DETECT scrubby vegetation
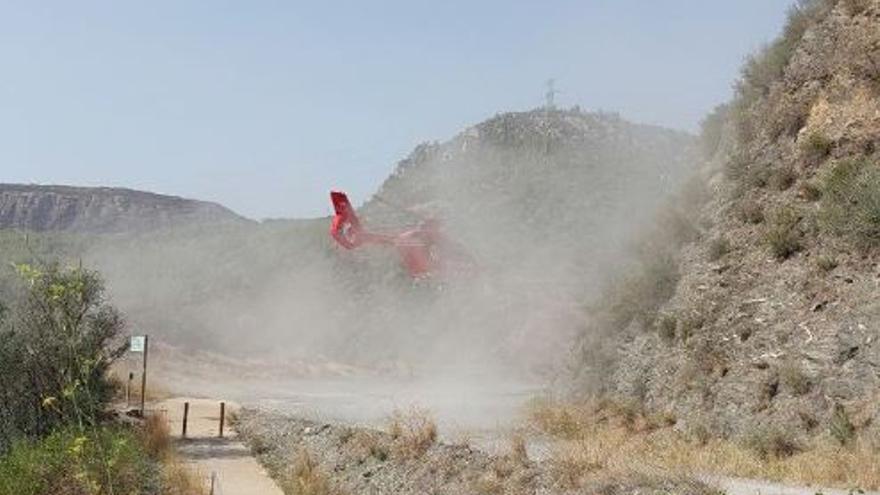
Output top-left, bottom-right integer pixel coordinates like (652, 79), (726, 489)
(569, 2), (880, 490)
(0, 263), (124, 448)
(0, 262), (203, 494)
(820, 158), (880, 247)
(387, 408), (438, 460)
(528, 399), (880, 489)
(283, 450), (343, 495)
(707, 236), (731, 261)
(801, 132), (834, 163)
(0, 411), (204, 495)
(586, 193), (703, 330)
(0, 426), (157, 495)
(738, 199), (765, 224)
(764, 206), (803, 259)
(732, 0), (836, 142)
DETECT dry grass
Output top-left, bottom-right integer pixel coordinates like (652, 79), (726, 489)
(387, 407), (438, 460)
(349, 429), (390, 462)
(143, 412), (173, 460)
(473, 472), (506, 495)
(161, 460), (207, 495)
(283, 450), (343, 495)
(743, 425), (803, 460)
(226, 408), (241, 427)
(142, 412), (208, 494)
(527, 399), (880, 490)
(816, 254), (839, 272)
(509, 433), (529, 466)
(586, 470), (723, 495)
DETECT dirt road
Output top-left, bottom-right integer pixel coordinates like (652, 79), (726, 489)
(713, 477), (876, 495)
(156, 398), (284, 495)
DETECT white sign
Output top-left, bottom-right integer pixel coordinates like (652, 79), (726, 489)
(130, 335), (146, 353)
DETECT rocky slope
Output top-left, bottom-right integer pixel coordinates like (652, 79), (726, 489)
(587, 0), (880, 444)
(363, 109), (695, 275)
(0, 184), (248, 233)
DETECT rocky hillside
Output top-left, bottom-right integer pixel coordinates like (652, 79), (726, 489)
(0, 184), (248, 233)
(584, 0), (880, 445)
(364, 109), (695, 270)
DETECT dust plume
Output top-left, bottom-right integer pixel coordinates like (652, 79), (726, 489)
(84, 109), (698, 389)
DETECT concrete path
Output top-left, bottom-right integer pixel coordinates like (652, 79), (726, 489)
(711, 476), (877, 495)
(156, 398), (284, 495)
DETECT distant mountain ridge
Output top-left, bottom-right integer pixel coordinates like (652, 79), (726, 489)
(0, 183), (249, 233)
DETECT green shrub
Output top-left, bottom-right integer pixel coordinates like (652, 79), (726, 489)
(724, 152), (751, 182)
(765, 207), (803, 260)
(606, 252), (680, 330)
(820, 158), (880, 248)
(679, 316), (704, 344)
(656, 314), (677, 343)
(689, 422), (712, 446)
(744, 425), (802, 460)
(842, 0), (872, 14)
(830, 404), (856, 446)
(0, 264), (125, 451)
(771, 165), (798, 191)
(739, 200), (765, 224)
(800, 181), (822, 201)
(707, 237), (731, 261)
(0, 426), (159, 495)
(801, 132), (834, 163)
(746, 166), (772, 189)
(816, 255), (839, 272)
(779, 360), (812, 396)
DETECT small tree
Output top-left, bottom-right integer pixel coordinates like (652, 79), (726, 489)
(0, 263), (125, 451)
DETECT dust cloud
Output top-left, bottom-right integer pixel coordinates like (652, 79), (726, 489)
(85, 109), (698, 422)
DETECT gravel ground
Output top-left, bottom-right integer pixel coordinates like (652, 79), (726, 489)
(235, 408), (720, 495)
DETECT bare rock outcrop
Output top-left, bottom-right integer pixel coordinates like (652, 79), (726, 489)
(0, 184), (249, 233)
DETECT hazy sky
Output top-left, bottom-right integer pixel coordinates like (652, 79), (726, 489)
(1, 1), (794, 219)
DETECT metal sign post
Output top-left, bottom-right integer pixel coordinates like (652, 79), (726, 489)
(126, 372), (134, 408)
(130, 335), (149, 416)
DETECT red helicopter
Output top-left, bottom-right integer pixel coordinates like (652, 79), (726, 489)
(329, 191), (470, 278)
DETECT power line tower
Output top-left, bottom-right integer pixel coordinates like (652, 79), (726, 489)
(544, 78), (558, 110)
